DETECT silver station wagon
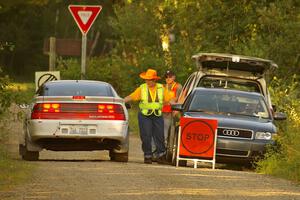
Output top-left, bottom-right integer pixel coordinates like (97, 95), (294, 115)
(19, 80), (129, 162)
(177, 53), (278, 111)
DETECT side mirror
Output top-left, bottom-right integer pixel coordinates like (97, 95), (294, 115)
(125, 103), (131, 109)
(171, 104), (183, 111)
(273, 112), (287, 120)
(19, 104), (29, 109)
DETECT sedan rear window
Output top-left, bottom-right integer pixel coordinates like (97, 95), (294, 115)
(37, 82), (113, 97)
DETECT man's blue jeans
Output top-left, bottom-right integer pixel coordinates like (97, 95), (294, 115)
(138, 112), (166, 158)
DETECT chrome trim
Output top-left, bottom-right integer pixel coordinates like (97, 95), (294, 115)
(217, 126), (254, 140)
(222, 129), (240, 136)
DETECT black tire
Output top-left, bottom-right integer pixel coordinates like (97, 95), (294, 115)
(170, 129), (187, 167)
(19, 144), (39, 161)
(166, 124), (176, 162)
(166, 128), (173, 162)
(171, 128), (179, 166)
(178, 160), (187, 167)
(109, 151), (128, 162)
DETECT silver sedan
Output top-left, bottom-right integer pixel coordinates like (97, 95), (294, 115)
(19, 80), (129, 162)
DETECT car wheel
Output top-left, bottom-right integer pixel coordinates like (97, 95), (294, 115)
(19, 144), (39, 161)
(109, 151), (128, 162)
(178, 160), (187, 167)
(166, 125), (175, 162)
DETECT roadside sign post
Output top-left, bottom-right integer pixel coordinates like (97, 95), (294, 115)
(81, 34), (87, 79)
(176, 117), (218, 169)
(68, 5), (102, 79)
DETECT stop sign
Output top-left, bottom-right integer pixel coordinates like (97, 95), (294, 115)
(179, 117), (218, 159)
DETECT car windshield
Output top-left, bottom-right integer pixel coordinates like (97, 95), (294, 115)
(198, 76), (261, 93)
(38, 82), (113, 97)
(188, 90), (270, 119)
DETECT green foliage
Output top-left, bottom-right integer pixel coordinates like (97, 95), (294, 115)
(0, 69), (13, 117)
(12, 83), (36, 105)
(128, 103), (139, 135)
(56, 58), (81, 80)
(0, 82), (36, 189)
(56, 56), (140, 97)
(256, 124), (300, 183)
(256, 76), (300, 183)
(0, 81), (35, 143)
(0, 78), (34, 189)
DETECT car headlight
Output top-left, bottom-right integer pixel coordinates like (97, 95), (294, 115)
(255, 132), (272, 140)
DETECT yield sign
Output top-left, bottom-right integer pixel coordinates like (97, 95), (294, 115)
(68, 5), (102, 35)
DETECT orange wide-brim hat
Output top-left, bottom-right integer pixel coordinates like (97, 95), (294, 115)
(139, 68), (161, 80)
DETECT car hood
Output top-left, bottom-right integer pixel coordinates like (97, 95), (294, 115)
(192, 53), (277, 75)
(184, 112), (276, 133)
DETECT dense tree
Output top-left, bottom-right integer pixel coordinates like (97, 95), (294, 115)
(109, 0), (299, 81)
(0, 0), (119, 80)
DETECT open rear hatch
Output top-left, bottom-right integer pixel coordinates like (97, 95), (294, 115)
(192, 53), (277, 75)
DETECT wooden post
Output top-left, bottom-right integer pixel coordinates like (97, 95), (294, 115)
(49, 37), (56, 71)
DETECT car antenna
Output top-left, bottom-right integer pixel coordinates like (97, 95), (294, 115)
(225, 60), (230, 89)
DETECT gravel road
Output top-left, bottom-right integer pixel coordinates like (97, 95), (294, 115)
(0, 112), (299, 200)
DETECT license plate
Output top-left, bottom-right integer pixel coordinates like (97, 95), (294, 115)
(69, 126), (88, 135)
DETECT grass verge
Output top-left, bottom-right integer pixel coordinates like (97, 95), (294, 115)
(0, 148), (34, 191)
(255, 122), (300, 184)
(0, 82), (35, 191)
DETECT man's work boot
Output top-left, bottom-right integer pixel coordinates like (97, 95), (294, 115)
(157, 155), (169, 165)
(144, 157), (152, 164)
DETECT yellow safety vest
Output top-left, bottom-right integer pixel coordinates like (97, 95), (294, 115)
(139, 83), (163, 116)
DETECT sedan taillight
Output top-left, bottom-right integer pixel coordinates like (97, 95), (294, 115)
(31, 103), (125, 120)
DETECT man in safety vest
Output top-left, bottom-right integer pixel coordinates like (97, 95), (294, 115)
(124, 69), (170, 164)
(162, 70), (182, 143)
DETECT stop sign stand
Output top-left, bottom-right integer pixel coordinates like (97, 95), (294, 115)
(176, 117), (218, 169)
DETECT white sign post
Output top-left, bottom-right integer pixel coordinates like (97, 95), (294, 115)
(68, 5), (102, 80)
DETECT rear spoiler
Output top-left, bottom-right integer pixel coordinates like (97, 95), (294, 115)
(192, 53), (278, 75)
(34, 96), (125, 104)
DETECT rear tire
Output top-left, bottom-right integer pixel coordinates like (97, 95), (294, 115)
(166, 125), (175, 162)
(19, 144), (39, 161)
(109, 151), (128, 162)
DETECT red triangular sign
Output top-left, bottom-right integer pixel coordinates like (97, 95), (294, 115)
(68, 5), (102, 35)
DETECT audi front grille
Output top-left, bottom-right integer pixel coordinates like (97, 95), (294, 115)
(217, 127), (253, 140)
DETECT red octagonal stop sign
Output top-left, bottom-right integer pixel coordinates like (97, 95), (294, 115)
(179, 117), (218, 159)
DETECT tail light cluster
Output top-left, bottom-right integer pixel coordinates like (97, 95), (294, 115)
(31, 103), (125, 120)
